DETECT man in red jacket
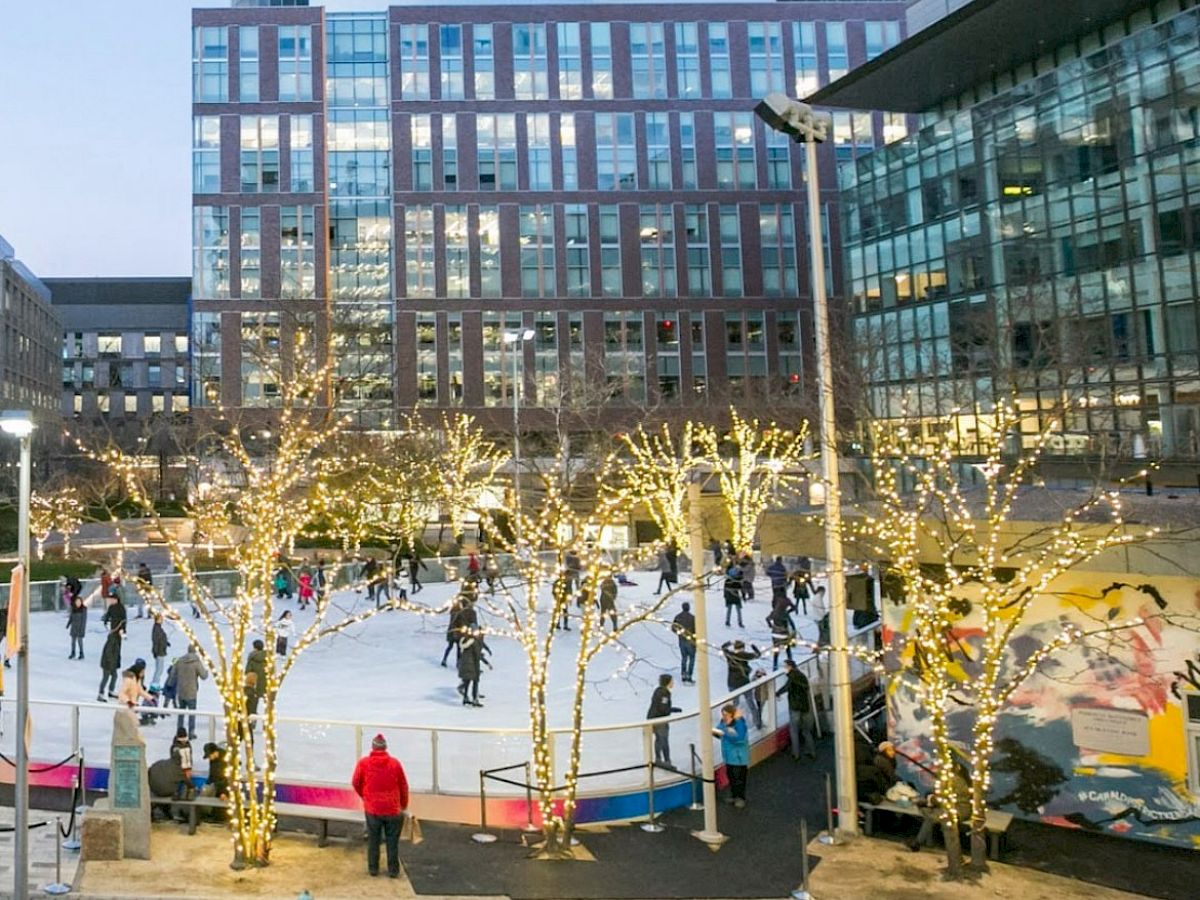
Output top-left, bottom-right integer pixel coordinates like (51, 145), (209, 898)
(351, 733), (410, 878)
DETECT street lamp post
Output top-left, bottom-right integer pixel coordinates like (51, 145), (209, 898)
(502, 329), (536, 532)
(2, 409), (35, 898)
(754, 94), (859, 836)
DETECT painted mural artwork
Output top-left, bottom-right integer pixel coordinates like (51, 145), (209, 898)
(883, 572), (1200, 850)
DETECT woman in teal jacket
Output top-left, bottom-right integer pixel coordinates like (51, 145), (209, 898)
(716, 703), (750, 807)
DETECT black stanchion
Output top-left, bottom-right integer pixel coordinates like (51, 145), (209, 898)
(818, 772), (838, 845)
(688, 744), (703, 811)
(790, 818), (814, 900)
(640, 763), (664, 834)
(522, 762), (539, 834)
(471, 770), (497, 844)
(43, 816), (70, 895)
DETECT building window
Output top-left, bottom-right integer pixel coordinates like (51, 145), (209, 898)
(478, 206), (501, 296)
(445, 205), (469, 298)
(513, 24), (549, 100)
(793, 22), (818, 97)
(645, 113), (672, 190)
(591, 23), (613, 99)
(707, 23), (731, 99)
(192, 26), (228, 103)
(411, 114), (433, 190)
(599, 205), (622, 297)
(175, 334), (188, 356)
(416, 314), (437, 403)
(193, 206), (230, 299)
(596, 112), (637, 190)
(675, 23), (701, 99)
(764, 122), (791, 189)
(482, 313), (524, 407)
(238, 26), (259, 102)
(564, 204), (590, 297)
(280, 205), (315, 298)
(865, 21), (901, 60)
(98, 333), (122, 358)
(715, 112), (756, 189)
(477, 113), (517, 190)
(778, 311), (803, 393)
(520, 205), (556, 297)
(290, 114), (314, 191)
(630, 23), (666, 100)
(720, 206), (742, 296)
(557, 23), (582, 100)
(604, 312), (645, 403)
(193, 116), (221, 193)
(240, 208), (262, 298)
(685, 205), (711, 296)
(826, 23), (848, 81)
(192, 312), (221, 406)
(473, 24), (494, 99)
(240, 115), (280, 192)
(680, 113), (697, 189)
(144, 334), (162, 357)
(691, 315), (707, 397)
(447, 313), (463, 403)
(330, 200), (391, 301)
(527, 113), (552, 190)
(640, 205), (677, 297)
(759, 204), (797, 296)
(327, 17), (387, 106)
(278, 25), (313, 102)
(147, 362), (162, 387)
(560, 114), (578, 190)
(442, 114), (458, 189)
(725, 311), (766, 396)
(440, 25), (464, 99)
(399, 24), (431, 99)
(883, 112), (908, 145)
(328, 110), (390, 196)
(533, 312), (559, 405)
(656, 312), (681, 400)
(748, 22), (785, 97)
(405, 205), (435, 297)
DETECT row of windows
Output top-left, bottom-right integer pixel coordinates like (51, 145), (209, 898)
(64, 361), (188, 390)
(63, 332), (188, 360)
(67, 392), (190, 417)
(194, 18), (903, 104)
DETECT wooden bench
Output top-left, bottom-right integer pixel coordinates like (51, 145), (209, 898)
(171, 796), (365, 847)
(861, 799), (1014, 860)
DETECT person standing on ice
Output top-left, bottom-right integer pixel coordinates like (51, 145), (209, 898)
(97, 623), (123, 701)
(276, 610), (294, 656)
(67, 594), (87, 660)
(671, 601), (696, 684)
(440, 595), (469, 667)
(297, 568), (314, 610)
(647, 674), (681, 768)
(598, 573), (619, 630)
(150, 612), (170, 687)
(723, 559), (745, 627)
(351, 733), (409, 879)
(407, 552), (427, 594)
(457, 628), (491, 707)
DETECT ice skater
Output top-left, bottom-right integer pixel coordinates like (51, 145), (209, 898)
(457, 628), (491, 707)
(598, 573), (618, 630)
(647, 674), (681, 768)
(150, 612), (170, 687)
(723, 559), (745, 627)
(66, 594), (87, 660)
(97, 623), (123, 701)
(276, 610), (294, 656)
(407, 553), (427, 594)
(671, 601), (696, 683)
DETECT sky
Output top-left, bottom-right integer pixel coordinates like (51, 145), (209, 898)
(0, 0), (381, 279)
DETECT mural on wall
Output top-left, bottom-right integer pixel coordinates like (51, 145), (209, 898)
(883, 572), (1200, 850)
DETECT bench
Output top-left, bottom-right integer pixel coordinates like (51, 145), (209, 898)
(861, 799), (1014, 860)
(171, 796), (365, 847)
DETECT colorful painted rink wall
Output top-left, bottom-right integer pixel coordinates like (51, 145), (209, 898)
(884, 572), (1200, 850)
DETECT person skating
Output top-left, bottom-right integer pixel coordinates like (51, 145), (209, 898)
(66, 594), (87, 660)
(440, 596), (473, 667)
(274, 566), (292, 600)
(97, 624), (123, 701)
(351, 733), (410, 879)
(653, 546), (674, 596)
(134, 562), (153, 619)
(790, 559), (813, 617)
(173, 643), (208, 739)
(101, 589), (127, 637)
(721, 639), (760, 716)
(646, 674), (681, 768)
(297, 568), (314, 610)
(466, 552), (480, 582)
(723, 560), (745, 627)
(709, 538), (723, 570)
(739, 554), (756, 602)
(766, 556), (788, 604)
(766, 601), (796, 669)
(715, 704), (749, 808)
(483, 552), (500, 594)
(456, 628), (491, 706)
(407, 553), (427, 594)
(671, 602), (696, 683)
(598, 573), (619, 630)
(117, 659), (154, 710)
(275, 610), (294, 655)
(150, 612), (170, 687)
(777, 660), (817, 760)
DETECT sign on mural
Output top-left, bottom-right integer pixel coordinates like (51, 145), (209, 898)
(1070, 707), (1150, 757)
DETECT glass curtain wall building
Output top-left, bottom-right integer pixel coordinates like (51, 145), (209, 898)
(824, 0), (1200, 458)
(192, 1), (907, 429)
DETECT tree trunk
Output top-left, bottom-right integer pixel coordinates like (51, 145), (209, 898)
(942, 822), (963, 879)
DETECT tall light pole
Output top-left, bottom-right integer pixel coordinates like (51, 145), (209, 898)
(754, 94), (858, 836)
(502, 329), (536, 532)
(2, 409), (35, 897)
(687, 478), (723, 844)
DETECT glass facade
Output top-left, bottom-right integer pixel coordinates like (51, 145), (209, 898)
(841, 3), (1200, 457)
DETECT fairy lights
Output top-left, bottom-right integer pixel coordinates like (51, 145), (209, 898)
(29, 485), (83, 559)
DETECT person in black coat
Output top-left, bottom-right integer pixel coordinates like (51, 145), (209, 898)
(66, 595), (87, 660)
(456, 629), (491, 706)
(598, 574), (618, 630)
(101, 593), (127, 636)
(721, 639), (760, 715)
(723, 562), (745, 627)
(646, 674), (682, 767)
(440, 596), (475, 667)
(671, 602), (696, 683)
(98, 626), (123, 701)
(777, 660), (816, 759)
(150, 613), (170, 688)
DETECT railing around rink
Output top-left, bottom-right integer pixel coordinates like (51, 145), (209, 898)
(6, 621), (878, 821)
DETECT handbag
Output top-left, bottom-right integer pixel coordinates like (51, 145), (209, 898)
(400, 813), (423, 844)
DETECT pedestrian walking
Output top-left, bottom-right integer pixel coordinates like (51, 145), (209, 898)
(351, 733), (410, 879)
(671, 602), (696, 684)
(715, 704), (750, 808)
(173, 643), (208, 738)
(276, 610), (294, 655)
(723, 560), (745, 627)
(646, 674), (681, 767)
(777, 660), (817, 760)
(97, 625), (123, 701)
(456, 628), (491, 707)
(598, 573), (618, 630)
(151, 612), (170, 687)
(66, 594), (87, 660)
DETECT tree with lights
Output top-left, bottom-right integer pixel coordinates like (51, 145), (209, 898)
(420, 411), (510, 548)
(91, 362), (394, 868)
(849, 403), (1166, 876)
(618, 422), (697, 551)
(693, 409), (813, 555)
(29, 485), (84, 559)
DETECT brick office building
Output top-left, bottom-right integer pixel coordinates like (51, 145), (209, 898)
(192, 0), (907, 430)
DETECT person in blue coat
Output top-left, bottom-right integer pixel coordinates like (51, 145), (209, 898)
(715, 703), (750, 808)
